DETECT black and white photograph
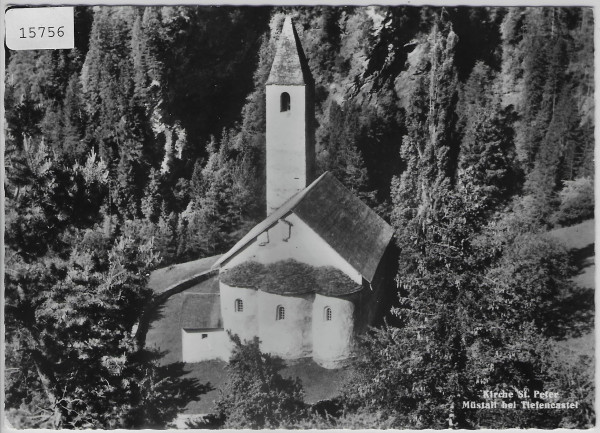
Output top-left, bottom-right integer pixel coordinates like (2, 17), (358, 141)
(1, 2), (596, 430)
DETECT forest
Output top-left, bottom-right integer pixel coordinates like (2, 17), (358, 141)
(4, 5), (595, 429)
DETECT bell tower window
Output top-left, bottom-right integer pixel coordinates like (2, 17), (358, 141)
(280, 92), (290, 112)
(324, 307), (332, 321)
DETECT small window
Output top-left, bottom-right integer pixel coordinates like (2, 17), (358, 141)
(235, 299), (243, 312)
(276, 305), (285, 320)
(324, 307), (332, 321)
(280, 92), (290, 112)
(202, 334), (208, 339)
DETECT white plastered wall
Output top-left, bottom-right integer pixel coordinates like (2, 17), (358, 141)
(221, 213), (362, 285)
(266, 85), (308, 214)
(181, 329), (230, 363)
(312, 294), (355, 368)
(220, 283), (259, 343)
(258, 291), (313, 359)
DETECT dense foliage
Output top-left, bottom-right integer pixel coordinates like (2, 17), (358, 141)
(213, 335), (307, 428)
(5, 5), (594, 429)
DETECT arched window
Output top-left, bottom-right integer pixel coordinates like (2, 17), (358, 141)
(280, 92), (290, 112)
(276, 305), (285, 320)
(235, 299), (243, 312)
(324, 306), (332, 321)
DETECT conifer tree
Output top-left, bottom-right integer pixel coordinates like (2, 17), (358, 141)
(457, 62), (519, 216)
(215, 335), (307, 428)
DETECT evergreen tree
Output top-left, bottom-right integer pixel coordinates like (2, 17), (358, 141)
(457, 62), (519, 216)
(215, 335), (307, 428)
(141, 168), (162, 222)
(4, 148), (204, 428)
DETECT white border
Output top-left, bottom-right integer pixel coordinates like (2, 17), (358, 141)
(1, 1), (598, 433)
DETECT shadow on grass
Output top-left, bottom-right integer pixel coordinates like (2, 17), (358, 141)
(132, 349), (215, 428)
(545, 243), (595, 340)
(549, 285), (595, 340)
(571, 243), (595, 275)
(145, 302), (167, 325)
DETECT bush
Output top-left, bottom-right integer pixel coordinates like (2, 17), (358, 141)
(553, 177), (594, 227)
(214, 334), (308, 429)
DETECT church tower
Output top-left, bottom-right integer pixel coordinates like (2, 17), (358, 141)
(265, 16), (315, 215)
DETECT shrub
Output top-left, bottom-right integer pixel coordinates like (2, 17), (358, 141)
(553, 177), (594, 226)
(214, 334), (308, 428)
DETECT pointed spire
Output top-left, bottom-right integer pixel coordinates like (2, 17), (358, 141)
(266, 16), (312, 85)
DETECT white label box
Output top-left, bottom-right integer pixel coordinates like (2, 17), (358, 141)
(5, 7), (75, 50)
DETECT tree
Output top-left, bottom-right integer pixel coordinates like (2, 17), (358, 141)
(5, 233), (206, 428)
(354, 10), (590, 428)
(318, 102), (374, 204)
(215, 334), (307, 428)
(141, 168), (162, 222)
(4, 145), (205, 428)
(457, 62), (519, 217)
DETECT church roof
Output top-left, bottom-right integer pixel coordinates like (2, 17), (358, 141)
(293, 174), (394, 283)
(213, 172), (394, 283)
(266, 16), (313, 86)
(180, 293), (223, 330)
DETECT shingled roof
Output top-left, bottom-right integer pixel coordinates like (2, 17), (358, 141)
(214, 172), (394, 283)
(180, 293), (222, 330)
(266, 16), (313, 86)
(294, 173), (394, 283)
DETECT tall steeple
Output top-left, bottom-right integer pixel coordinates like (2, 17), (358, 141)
(265, 16), (315, 215)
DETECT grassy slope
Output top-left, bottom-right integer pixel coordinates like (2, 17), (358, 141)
(146, 265), (225, 413)
(549, 220), (596, 348)
(547, 219), (595, 358)
(548, 219), (595, 291)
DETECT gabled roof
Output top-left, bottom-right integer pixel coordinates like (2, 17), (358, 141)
(294, 173), (394, 283)
(180, 293), (222, 330)
(266, 16), (313, 86)
(213, 172), (394, 283)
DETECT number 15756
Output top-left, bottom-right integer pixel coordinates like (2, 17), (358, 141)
(19, 26), (65, 38)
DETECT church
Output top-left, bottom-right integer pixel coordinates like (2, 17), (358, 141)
(180, 17), (394, 369)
